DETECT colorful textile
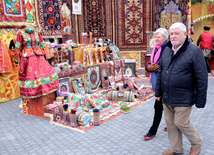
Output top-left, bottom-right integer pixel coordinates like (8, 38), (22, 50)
(110, 59), (125, 83)
(83, 76), (92, 94)
(100, 63), (110, 88)
(109, 45), (121, 59)
(124, 59), (136, 77)
(0, 29), (18, 45)
(37, 0), (62, 37)
(0, 67), (20, 103)
(106, 91), (135, 102)
(14, 26), (54, 62)
(114, 0), (146, 51)
(72, 79), (85, 95)
(52, 86), (155, 131)
(0, 0), (26, 22)
(86, 65), (101, 90)
(160, 1), (182, 30)
(126, 77), (135, 89)
(76, 110), (91, 126)
(154, 0), (187, 30)
(57, 66), (86, 79)
(86, 93), (110, 109)
(0, 40), (14, 73)
(61, 2), (73, 41)
(15, 26), (59, 98)
(83, 0), (106, 36)
(68, 49), (75, 66)
(58, 77), (72, 95)
(68, 93), (88, 110)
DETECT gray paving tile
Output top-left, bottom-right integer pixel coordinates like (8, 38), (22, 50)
(1, 79), (214, 155)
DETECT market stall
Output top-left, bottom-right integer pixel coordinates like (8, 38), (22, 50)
(25, 37), (155, 132)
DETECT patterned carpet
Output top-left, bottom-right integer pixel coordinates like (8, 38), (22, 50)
(50, 86), (154, 132)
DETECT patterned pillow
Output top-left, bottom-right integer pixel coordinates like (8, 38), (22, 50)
(86, 93), (110, 109)
(72, 79), (86, 96)
(126, 78), (135, 90)
(68, 93), (88, 111)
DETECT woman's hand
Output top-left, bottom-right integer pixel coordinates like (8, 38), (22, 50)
(147, 63), (159, 72)
(156, 97), (161, 101)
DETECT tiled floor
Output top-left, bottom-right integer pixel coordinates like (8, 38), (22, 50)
(0, 79), (213, 155)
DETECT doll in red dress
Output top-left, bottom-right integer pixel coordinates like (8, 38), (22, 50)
(14, 25), (59, 98)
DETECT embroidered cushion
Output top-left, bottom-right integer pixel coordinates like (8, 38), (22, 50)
(68, 93), (88, 111)
(86, 93), (110, 109)
(126, 78), (135, 90)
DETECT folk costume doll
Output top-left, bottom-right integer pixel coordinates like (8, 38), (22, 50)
(14, 25), (59, 98)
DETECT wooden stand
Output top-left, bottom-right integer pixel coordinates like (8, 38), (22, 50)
(22, 92), (56, 117)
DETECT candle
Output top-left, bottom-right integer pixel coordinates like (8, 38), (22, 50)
(81, 32), (83, 45)
(90, 32), (92, 48)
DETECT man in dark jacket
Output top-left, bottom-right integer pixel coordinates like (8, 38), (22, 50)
(155, 22), (208, 155)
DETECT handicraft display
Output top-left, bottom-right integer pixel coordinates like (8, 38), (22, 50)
(137, 68), (145, 77)
(68, 49), (75, 66)
(0, 0), (26, 22)
(94, 48), (99, 64)
(57, 66), (86, 79)
(124, 59), (136, 77)
(109, 45), (121, 59)
(76, 110), (91, 126)
(110, 59), (125, 83)
(98, 47), (104, 63)
(100, 63), (110, 88)
(86, 65), (101, 90)
(58, 78), (72, 95)
(71, 79), (86, 96)
(83, 48), (87, 65)
(87, 50), (93, 65)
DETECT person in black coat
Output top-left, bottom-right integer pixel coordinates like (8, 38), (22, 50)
(155, 22), (208, 155)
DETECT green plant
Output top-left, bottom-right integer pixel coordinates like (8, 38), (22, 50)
(120, 105), (131, 112)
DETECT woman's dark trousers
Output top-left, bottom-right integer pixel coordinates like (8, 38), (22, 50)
(148, 99), (163, 135)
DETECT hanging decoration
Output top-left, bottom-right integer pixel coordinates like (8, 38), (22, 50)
(72, 0), (82, 15)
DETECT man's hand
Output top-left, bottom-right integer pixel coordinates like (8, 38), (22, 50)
(156, 97), (161, 101)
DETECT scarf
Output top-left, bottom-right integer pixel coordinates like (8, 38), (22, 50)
(149, 42), (164, 83)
